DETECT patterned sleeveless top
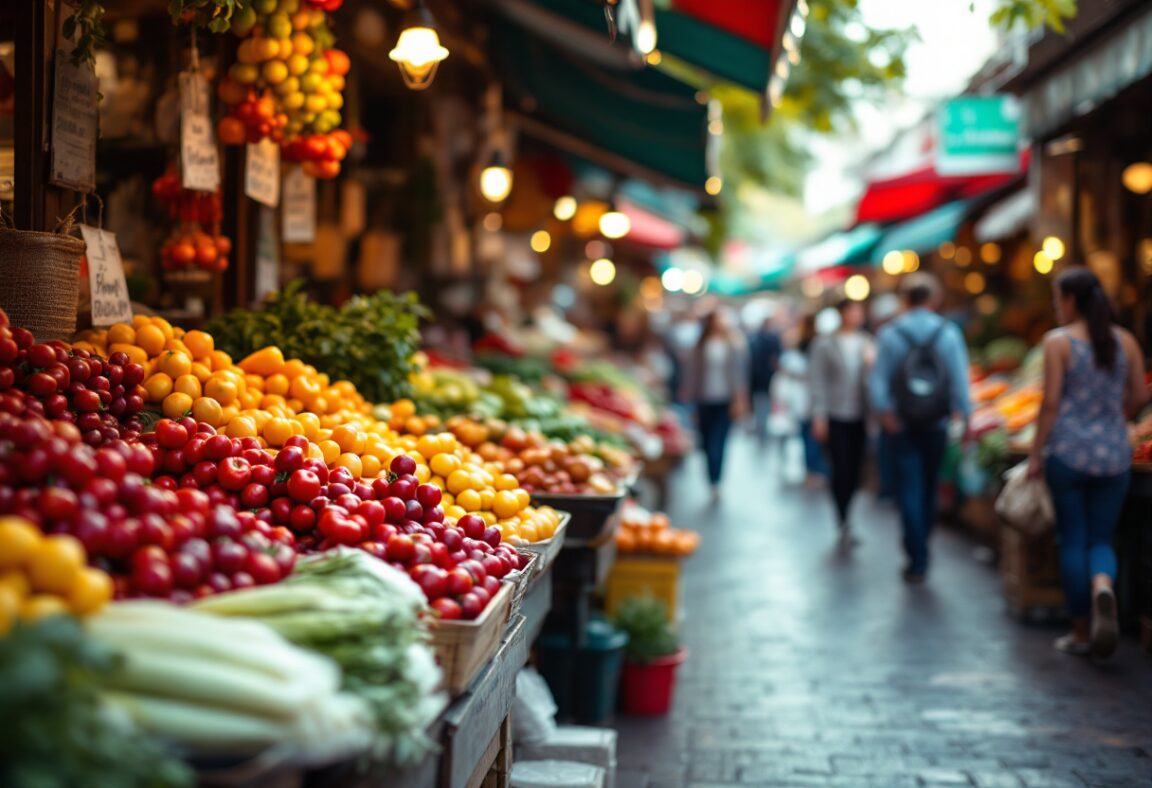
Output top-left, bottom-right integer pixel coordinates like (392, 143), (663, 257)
(1048, 333), (1130, 475)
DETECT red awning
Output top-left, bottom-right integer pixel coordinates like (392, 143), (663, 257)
(621, 200), (687, 250)
(854, 151), (1031, 225)
(670, 0), (784, 49)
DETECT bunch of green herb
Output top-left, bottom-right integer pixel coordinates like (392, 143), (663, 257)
(0, 616), (194, 788)
(613, 597), (680, 664)
(206, 280), (429, 404)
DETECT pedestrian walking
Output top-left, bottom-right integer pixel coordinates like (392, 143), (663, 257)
(870, 274), (971, 583)
(680, 310), (749, 501)
(748, 317), (783, 442)
(776, 314), (828, 487)
(1025, 268), (1148, 658)
(810, 299), (874, 543)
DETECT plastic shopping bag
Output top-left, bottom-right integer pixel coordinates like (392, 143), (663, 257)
(994, 462), (1055, 535)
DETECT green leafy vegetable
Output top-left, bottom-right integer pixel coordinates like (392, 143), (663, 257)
(613, 596), (680, 664)
(206, 281), (429, 404)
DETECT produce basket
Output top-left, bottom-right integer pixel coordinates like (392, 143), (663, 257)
(518, 511), (570, 574)
(529, 491), (625, 543)
(430, 582), (513, 696)
(0, 209), (85, 341)
(506, 551), (539, 619)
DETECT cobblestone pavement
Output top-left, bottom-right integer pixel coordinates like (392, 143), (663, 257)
(613, 435), (1152, 788)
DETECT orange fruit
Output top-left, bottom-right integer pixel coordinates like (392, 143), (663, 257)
(457, 489), (482, 512)
(173, 374), (202, 399)
(107, 323), (136, 345)
(0, 570), (31, 599)
(208, 350), (234, 371)
(493, 490), (521, 519)
(335, 453), (363, 478)
(238, 346), (285, 377)
(281, 359), (307, 380)
(164, 339), (191, 356)
(143, 373), (175, 403)
(0, 517), (44, 571)
(150, 316), (175, 341)
(332, 425), (364, 454)
(392, 398), (416, 419)
(446, 469), (474, 495)
(135, 324), (166, 357)
(263, 417), (295, 448)
(162, 392), (194, 419)
(191, 397), (224, 427)
(190, 362), (212, 382)
(67, 567), (112, 615)
(317, 439), (341, 465)
(158, 351), (193, 380)
(295, 412), (321, 440)
(264, 374), (290, 397)
(204, 376), (239, 406)
(361, 454), (382, 479)
(430, 453), (460, 478)
(27, 534), (85, 594)
(225, 416), (259, 438)
(289, 375), (321, 402)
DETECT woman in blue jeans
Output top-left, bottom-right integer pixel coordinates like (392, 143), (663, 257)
(680, 310), (749, 502)
(1027, 268), (1148, 658)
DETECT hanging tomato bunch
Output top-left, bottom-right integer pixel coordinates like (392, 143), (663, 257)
(215, 0), (350, 179)
(152, 166), (232, 273)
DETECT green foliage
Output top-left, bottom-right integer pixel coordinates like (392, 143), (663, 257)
(0, 616), (194, 788)
(62, 0), (106, 70)
(613, 596), (679, 664)
(990, 0), (1077, 33)
(206, 280), (430, 404)
(169, 0), (252, 34)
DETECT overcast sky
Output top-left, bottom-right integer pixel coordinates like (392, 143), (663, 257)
(802, 0), (1001, 217)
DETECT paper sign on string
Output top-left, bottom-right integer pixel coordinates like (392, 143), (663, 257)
(179, 72), (221, 192)
(245, 139), (281, 207)
(80, 225), (133, 326)
(282, 166), (317, 243)
(49, 7), (98, 193)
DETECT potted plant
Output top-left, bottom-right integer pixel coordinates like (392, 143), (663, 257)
(613, 596), (686, 715)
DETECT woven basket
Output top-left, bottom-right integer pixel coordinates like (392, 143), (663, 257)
(0, 211), (85, 341)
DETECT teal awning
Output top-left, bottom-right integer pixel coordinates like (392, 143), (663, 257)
(871, 200), (971, 264)
(654, 8), (772, 93)
(498, 0), (775, 94)
(494, 17), (709, 189)
(796, 224), (882, 275)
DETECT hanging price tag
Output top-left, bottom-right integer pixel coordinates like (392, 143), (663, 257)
(282, 166), (316, 243)
(179, 72), (220, 192)
(80, 225), (133, 326)
(254, 205), (280, 300)
(245, 139), (280, 207)
(49, 19), (98, 192)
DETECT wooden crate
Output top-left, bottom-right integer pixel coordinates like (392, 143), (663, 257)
(604, 556), (681, 621)
(431, 583), (513, 696)
(1000, 522), (1064, 619)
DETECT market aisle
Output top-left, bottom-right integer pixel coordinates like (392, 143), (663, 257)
(614, 434), (1152, 788)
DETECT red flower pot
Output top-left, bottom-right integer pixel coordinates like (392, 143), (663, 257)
(619, 648), (687, 716)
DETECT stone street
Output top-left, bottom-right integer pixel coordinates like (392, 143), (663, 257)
(614, 435), (1152, 788)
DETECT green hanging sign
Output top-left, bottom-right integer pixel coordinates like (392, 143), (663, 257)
(936, 95), (1022, 176)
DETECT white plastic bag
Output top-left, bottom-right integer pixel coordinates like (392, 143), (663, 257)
(512, 668), (559, 745)
(994, 462), (1055, 535)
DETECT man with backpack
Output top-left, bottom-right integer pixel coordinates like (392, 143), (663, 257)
(869, 273), (971, 583)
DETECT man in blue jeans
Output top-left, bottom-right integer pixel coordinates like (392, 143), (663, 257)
(870, 274), (971, 583)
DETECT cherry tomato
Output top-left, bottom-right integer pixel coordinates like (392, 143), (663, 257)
(217, 457), (252, 491)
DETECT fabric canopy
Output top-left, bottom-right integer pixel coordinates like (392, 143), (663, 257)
(795, 224), (883, 274)
(655, 6), (773, 93)
(854, 152), (1029, 225)
(620, 199), (686, 250)
(494, 17), (709, 190)
(871, 200), (972, 263)
(671, 0), (786, 50)
(975, 188), (1035, 242)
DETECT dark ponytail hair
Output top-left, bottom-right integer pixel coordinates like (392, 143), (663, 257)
(1057, 267), (1116, 370)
